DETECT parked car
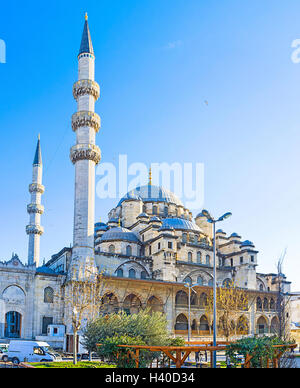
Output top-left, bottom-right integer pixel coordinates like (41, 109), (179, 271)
(0, 345), (8, 362)
(6, 340), (56, 364)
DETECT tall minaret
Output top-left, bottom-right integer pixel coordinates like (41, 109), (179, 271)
(70, 14), (101, 276)
(26, 135), (45, 266)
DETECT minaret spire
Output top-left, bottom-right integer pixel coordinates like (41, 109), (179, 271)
(26, 136), (45, 266)
(78, 13), (94, 56)
(70, 15), (101, 277)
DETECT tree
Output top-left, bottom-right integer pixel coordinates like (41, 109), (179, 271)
(82, 308), (173, 353)
(205, 281), (248, 341)
(275, 249), (291, 341)
(58, 263), (106, 365)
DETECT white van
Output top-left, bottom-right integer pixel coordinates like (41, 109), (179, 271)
(6, 340), (56, 364)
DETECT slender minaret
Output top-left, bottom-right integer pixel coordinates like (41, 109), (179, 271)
(26, 135), (44, 266)
(70, 14), (101, 276)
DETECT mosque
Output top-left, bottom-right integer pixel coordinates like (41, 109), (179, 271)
(0, 16), (291, 351)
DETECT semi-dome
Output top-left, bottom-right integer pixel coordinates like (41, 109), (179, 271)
(118, 185), (183, 207)
(160, 218), (201, 232)
(100, 227), (141, 244)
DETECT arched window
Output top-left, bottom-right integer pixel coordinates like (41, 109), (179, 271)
(174, 314), (188, 331)
(197, 251), (201, 264)
(257, 316), (268, 334)
(129, 269), (136, 279)
(126, 245), (132, 256)
(188, 252), (193, 263)
(184, 276), (192, 285)
(200, 315), (209, 331)
(256, 297), (262, 311)
(199, 293), (208, 308)
(175, 290), (188, 306)
(117, 268), (123, 278)
(270, 298), (275, 311)
(206, 255), (210, 266)
(153, 205), (158, 215)
(141, 271), (147, 279)
(147, 296), (163, 313)
(270, 317), (279, 334)
(101, 293), (119, 314)
(182, 233), (187, 243)
(109, 244), (115, 254)
(263, 298), (269, 311)
(44, 287), (54, 303)
(197, 276), (203, 286)
(259, 284), (264, 291)
(123, 294), (142, 315)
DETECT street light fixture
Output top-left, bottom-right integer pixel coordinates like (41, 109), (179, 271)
(201, 209), (232, 368)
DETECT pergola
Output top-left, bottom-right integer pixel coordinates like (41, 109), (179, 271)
(97, 341), (297, 368)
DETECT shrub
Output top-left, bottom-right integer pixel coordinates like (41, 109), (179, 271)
(226, 336), (295, 368)
(82, 308), (175, 351)
(99, 334), (151, 368)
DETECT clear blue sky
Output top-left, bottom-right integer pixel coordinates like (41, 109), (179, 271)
(0, 0), (300, 290)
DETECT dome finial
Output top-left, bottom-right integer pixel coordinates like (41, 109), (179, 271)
(85, 12), (88, 21)
(149, 167), (152, 185)
(118, 218), (121, 227)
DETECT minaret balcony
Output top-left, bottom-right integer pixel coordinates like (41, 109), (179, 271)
(27, 204), (44, 215)
(70, 143), (101, 165)
(26, 224), (44, 236)
(73, 79), (100, 101)
(29, 183), (45, 194)
(71, 111), (101, 132)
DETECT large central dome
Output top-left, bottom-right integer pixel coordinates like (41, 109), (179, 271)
(118, 185), (183, 207)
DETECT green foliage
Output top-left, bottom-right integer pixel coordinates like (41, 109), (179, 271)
(31, 361), (115, 368)
(82, 309), (184, 368)
(100, 334), (150, 368)
(226, 336), (295, 368)
(82, 308), (172, 351)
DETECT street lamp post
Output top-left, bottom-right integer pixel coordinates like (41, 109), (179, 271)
(201, 209), (232, 368)
(184, 282), (198, 361)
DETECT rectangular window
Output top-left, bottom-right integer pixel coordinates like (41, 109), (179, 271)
(42, 317), (53, 335)
(168, 242), (172, 249)
(240, 257), (243, 264)
(158, 243), (161, 250)
(251, 255), (255, 262)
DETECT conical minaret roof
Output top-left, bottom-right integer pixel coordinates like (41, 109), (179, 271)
(78, 13), (94, 56)
(33, 135), (42, 165)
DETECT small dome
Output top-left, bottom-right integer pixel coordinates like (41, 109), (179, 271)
(150, 216), (162, 222)
(108, 218), (118, 224)
(95, 222), (109, 232)
(241, 240), (254, 247)
(100, 227), (141, 244)
(230, 233), (241, 238)
(161, 218), (201, 232)
(216, 229), (225, 234)
(137, 213), (149, 219)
